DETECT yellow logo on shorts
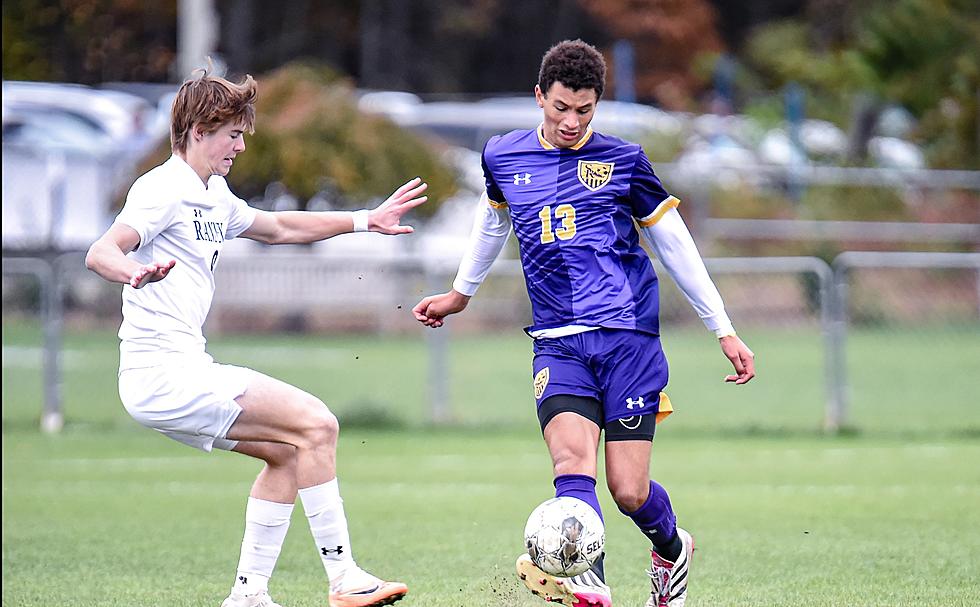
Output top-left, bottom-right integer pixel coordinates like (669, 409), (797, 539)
(577, 160), (615, 191)
(533, 367), (550, 400)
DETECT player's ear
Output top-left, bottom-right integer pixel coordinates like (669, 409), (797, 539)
(534, 85), (544, 108)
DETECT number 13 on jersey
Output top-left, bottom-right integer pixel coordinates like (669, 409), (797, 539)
(538, 204), (577, 243)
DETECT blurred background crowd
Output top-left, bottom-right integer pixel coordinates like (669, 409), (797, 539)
(3, 0), (978, 251)
(2, 0), (978, 431)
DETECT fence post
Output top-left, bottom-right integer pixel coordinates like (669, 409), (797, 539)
(827, 260), (850, 432)
(2, 257), (63, 433)
(424, 262), (452, 424)
(828, 251), (980, 432)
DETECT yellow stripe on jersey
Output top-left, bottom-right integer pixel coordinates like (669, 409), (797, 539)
(569, 126), (594, 150)
(637, 196), (681, 228)
(655, 392), (674, 424)
(535, 124), (594, 150)
(536, 125), (556, 150)
(488, 198), (509, 209)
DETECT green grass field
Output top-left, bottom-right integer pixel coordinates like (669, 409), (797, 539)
(3, 323), (980, 606)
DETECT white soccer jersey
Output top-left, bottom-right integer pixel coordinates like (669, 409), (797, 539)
(114, 155), (257, 369)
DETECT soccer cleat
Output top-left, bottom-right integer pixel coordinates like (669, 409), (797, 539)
(220, 589), (282, 607)
(516, 553), (612, 607)
(328, 568), (408, 607)
(645, 527), (694, 607)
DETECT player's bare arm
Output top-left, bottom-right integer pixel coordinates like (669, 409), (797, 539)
(720, 334), (755, 384)
(85, 223), (177, 289)
(241, 178), (428, 244)
(412, 289), (471, 328)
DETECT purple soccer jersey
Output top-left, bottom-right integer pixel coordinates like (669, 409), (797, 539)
(482, 125), (676, 335)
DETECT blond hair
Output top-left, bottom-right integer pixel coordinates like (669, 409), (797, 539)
(170, 63), (257, 153)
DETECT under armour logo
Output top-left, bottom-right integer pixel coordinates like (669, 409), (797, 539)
(321, 545), (344, 556)
(193, 209), (203, 218)
(619, 415), (642, 430)
(626, 396), (645, 409)
(513, 172), (532, 185)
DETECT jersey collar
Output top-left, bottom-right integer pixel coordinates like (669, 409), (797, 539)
(167, 154), (217, 207)
(536, 124), (593, 151)
(168, 154), (209, 188)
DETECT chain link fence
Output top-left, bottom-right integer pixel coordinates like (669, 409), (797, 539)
(830, 252), (980, 435)
(5, 250), (976, 435)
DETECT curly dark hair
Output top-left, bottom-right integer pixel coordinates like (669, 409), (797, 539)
(537, 39), (606, 99)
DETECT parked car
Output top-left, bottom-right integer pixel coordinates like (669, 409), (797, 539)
(2, 102), (117, 154)
(2, 80), (157, 154)
(2, 80), (169, 251)
(358, 91), (686, 152)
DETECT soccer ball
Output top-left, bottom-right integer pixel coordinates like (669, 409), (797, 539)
(523, 497), (605, 577)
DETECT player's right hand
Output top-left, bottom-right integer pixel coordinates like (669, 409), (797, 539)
(719, 334), (755, 384)
(130, 260), (176, 289)
(412, 290), (470, 328)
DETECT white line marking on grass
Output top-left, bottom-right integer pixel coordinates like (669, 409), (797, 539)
(755, 444), (962, 461)
(380, 482), (506, 494)
(7, 480), (247, 496)
(2, 346), (106, 369)
(360, 453), (540, 470)
(682, 483), (980, 497)
(35, 457), (205, 469)
(2, 345), (351, 369)
(207, 346), (350, 365)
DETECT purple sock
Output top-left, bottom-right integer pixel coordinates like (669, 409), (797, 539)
(621, 480), (677, 545)
(554, 474), (603, 523)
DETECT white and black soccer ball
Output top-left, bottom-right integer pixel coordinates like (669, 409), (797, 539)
(523, 496), (605, 577)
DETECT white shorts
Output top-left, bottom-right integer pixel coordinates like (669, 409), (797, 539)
(118, 354), (255, 452)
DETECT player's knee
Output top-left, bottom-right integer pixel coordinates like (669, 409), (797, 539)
(608, 479), (648, 512)
(551, 447), (591, 476)
(298, 406), (339, 449)
(263, 443), (298, 470)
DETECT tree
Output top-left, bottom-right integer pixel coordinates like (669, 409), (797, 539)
(580, 0), (725, 109)
(223, 63), (458, 214)
(2, 0), (177, 83)
(742, 0), (979, 168)
(855, 0), (979, 168)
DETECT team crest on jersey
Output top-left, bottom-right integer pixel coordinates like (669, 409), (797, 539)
(577, 160), (615, 191)
(533, 367), (550, 400)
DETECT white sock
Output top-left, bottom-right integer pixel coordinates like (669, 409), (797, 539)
(233, 497), (294, 595)
(298, 479), (356, 588)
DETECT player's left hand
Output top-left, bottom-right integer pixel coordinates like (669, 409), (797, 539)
(130, 260), (176, 289)
(369, 177), (429, 235)
(719, 334), (755, 384)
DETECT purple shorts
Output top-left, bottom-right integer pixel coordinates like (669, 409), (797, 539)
(531, 328), (671, 424)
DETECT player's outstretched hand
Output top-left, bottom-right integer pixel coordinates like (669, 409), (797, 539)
(413, 290), (470, 328)
(369, 177), (429, 235)
(130, 260), (176, 289)
(720, 334), (755, 384)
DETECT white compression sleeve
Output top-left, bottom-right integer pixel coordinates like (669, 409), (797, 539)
(639, 208), (735, 337)
(451, 192), (512, 297)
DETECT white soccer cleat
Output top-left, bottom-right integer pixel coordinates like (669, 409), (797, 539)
(645, 527), (694, 607)
(328, 567), (408, 607)
(220, 589), (282, 607)
(516, 553), (612, 607)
